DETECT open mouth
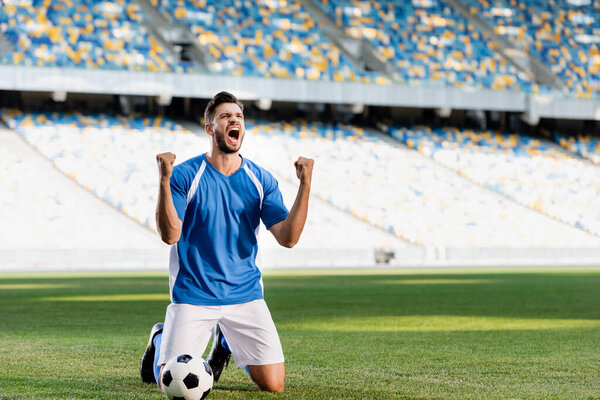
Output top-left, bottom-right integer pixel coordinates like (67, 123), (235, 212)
(227, 127), (240, 141)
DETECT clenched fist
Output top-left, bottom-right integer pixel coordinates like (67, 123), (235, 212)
(156, 152), (176, 180)
(294, 156), (314, 185)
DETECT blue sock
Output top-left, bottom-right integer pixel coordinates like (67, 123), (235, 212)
(244, 366), (250, 376)
(152, 332), (162, 386)
(220, 333), (231, 354)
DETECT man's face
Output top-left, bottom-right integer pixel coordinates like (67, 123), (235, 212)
(208, 102), (245, 154)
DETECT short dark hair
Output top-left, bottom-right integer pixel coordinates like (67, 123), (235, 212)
(204, 91), (244, 125)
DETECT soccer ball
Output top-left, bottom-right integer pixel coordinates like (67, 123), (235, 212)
(161, 354), (214, 400)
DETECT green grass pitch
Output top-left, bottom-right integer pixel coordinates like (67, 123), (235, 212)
(0, 267), (599, 399)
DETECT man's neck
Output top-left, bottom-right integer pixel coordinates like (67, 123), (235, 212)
(206, 150), (242, 176)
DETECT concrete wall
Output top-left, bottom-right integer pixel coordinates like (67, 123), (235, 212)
(2, 247), (599, 272)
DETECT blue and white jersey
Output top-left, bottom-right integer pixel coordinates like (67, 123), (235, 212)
(168, 153), (289, 305)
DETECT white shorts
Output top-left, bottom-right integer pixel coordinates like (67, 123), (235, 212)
(157, 299), (284, 369)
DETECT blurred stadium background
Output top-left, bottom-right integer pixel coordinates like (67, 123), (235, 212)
(1, 0), (600, 271)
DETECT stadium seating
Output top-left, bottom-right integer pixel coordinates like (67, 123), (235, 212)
(388, 124), (600, 236)
(0, 109), (404, 251)
(461, 0), (600, 98)
(150, 0), (389, 83)
(243, 119), (598, 247)
(0, 0), (188, 72)
(315, 0), (533, 91)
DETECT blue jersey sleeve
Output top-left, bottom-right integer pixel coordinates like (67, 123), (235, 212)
(261, 174), (289, 229)
(170, 165), (189, 222)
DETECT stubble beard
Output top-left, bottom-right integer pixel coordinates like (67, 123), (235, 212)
(215, 130), (241, 154)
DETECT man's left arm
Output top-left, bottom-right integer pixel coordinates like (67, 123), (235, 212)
(269, 156), (314, 248)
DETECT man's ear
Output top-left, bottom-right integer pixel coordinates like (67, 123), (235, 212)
(205, 122), (213, 136)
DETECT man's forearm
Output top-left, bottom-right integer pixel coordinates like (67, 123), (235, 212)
(156, 178), (182, 245)
(278, 181), (311, 248)
(269, 156), (314, 248)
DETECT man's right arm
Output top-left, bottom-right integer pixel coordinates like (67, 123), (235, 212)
(156, 152), (182, 245)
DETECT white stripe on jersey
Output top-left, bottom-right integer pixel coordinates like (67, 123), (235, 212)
(254, 224), (264, 294)
(243, 164), (264, 209)
(186, 160), (207, 205)
(244, 162), (266, 294)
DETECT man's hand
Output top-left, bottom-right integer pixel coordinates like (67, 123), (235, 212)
(156, 152), (176, 180)
(294, 156), (314, 185)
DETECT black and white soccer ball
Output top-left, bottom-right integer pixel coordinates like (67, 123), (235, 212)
(161, 354), (214, 400)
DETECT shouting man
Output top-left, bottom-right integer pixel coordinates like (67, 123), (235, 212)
(140, 91), (314, 393)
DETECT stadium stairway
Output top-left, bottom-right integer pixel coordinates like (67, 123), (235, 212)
(127, 0), (182, 68)
(448, 0), (566, 92)
(0, 125), (168, 272)
(133, 0), (212, 71)
(300, 0), (396, 80)
(0, 31), (14, 55)
(457, 0), (600, 98)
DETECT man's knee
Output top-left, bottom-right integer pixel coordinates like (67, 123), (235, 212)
(260, 376), (285, 392)
(247, 363), (285, 392)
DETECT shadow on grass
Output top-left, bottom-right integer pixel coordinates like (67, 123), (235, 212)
(265, 272), (600, 322)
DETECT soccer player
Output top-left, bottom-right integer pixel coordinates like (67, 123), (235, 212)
(140, 91), (313, 393)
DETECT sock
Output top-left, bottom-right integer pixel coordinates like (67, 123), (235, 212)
(220, 333), (231, 354)
(152, 332), (162, 386)
(244, 366), (250, 376)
